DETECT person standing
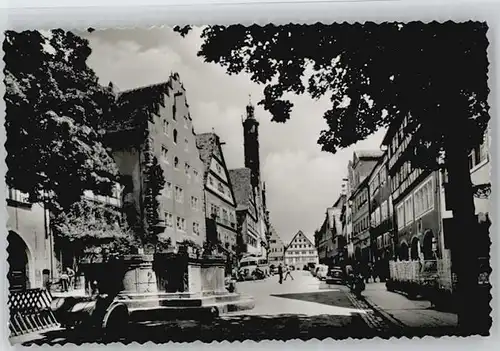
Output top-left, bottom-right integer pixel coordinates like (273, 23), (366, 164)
(278, 264), (283, 284)
(60, 269), (69, 292)
(66, 266), (75, 290)
(284, 265), (294, 281)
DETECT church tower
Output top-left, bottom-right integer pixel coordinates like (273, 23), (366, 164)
(243, 99), (260, 188)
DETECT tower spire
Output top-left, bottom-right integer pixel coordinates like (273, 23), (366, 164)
(246, 94), (255, 120)
(243, 97), (260, 188)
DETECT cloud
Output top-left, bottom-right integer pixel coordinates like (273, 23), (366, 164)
(81, 27), (385, 243)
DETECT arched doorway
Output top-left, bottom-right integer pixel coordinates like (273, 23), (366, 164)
(399, 242), (409, 261)
(7, 231), (31, 292)
(410, 237), (420, 260)
(422, 230), (435, 260)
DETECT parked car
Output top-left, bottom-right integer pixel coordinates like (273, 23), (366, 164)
(326, 266), (345, 285)
(316, 265), (329, 280)
(308, 263), (317, 274)
(313, 264), (327, 277)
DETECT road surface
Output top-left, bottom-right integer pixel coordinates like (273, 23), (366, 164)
(19, 270), (395, 345)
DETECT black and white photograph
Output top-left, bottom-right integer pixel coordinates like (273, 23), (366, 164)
(3, 19), (492, 345)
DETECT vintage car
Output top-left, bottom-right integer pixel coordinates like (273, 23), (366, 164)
(326, 266), (345, 285)
(316, 265), (329, 280)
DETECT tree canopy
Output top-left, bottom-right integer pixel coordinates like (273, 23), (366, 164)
(176, 22), (489, 159)
(4, 29), (118, 212)
(52, 199), (137, 263)
(175, 22), (491, 334)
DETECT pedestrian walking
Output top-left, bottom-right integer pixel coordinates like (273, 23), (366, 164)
(364, 263), (370, 283)
(66, 266), (75, 290)
(284, 265), (294, 281)
(60, 269), (69, 292)
(278, 264), (283, 284)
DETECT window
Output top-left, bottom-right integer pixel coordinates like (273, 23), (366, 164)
(375, 207), (381, 226)
(397, 203), (405, 229)
(217, 182), (224, 193)
(222, 208), (229, 224)
(164, 212), (173, 227)
(172, 99), (177, 120)
(381, 201), (388, 221)
(175, 186), (184, 203)
(184, 115), (189, 129)
(193, 222), (200, 235)
(173, 129), (178, 144)
(184, 138), (189, 152)
(209, 176), (214, 186)
(413, 177), (434, 218)
(185, 162), (190, 176)
(174, 157), (179, 169)
(216, 163), (222, 174)
(191, 196), (198, 210)
(229, 211), (236, 227)
(164, 182), (173, 198)
(176, 216), (186, 231)
(380, 168), (387, 185)
(193, 169), (199, 181)
(161, 146), (169, 162)
(211, 203), (220, 219)
(163, 120), (169, 135)
(404, 196), (413, 225)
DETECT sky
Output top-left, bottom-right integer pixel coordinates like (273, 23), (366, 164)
(81, 27), (386, 244)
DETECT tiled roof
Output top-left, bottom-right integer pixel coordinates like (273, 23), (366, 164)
(229, 168), (253, 211)
(101, 73), (181, 132)
(195, 133), (217, 183)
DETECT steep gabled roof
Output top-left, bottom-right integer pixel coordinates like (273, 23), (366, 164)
(197, 133), (237, 206)
(269, 226), (285, 245)
(229, 168), (254, 211)
(289, 230), (314, 246)
(102, 73), (181, 133)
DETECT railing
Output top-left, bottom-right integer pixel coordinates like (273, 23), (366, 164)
(8, 289), (59, 337)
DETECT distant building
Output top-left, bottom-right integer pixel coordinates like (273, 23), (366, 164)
(317, 195), (345, 266)
(267, 226), (285, 267)
(229, 168), (261, 255)
(103, 73), (206, 247)
(284, 231), (318, 268)
(349, 150), (384, 263)
(7, 189), (54, 291)
(196, 132), (238, 255)
(367, 152), (394, 261)
(229, 101), (270, 258)
(242, 101), (269, 257)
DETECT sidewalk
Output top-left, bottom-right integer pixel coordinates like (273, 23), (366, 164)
(362, 282), (458, 329)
